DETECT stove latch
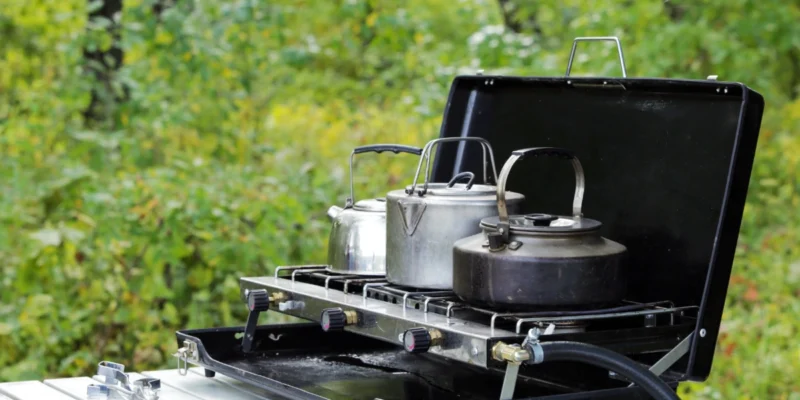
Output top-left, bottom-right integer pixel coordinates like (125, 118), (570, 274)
(173, 340), (199, 376)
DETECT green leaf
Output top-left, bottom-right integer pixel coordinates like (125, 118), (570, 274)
(87, 0), (104, 13)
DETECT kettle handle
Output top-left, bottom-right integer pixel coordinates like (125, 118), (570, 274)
(446, 171), (475, 190)
(407, 137), (498, 196)
(347, 144), (423, 208)
(496, 147), (585, 241)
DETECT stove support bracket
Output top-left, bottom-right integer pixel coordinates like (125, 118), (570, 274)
(648, 332), (694, 377)
(622, 332), (693, 388)
(499, 362), (521, 400)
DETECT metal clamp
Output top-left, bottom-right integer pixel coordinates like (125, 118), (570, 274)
(407, 137), (498, 196)
(565, 36), (627, 78)
(89, 361), (161, 400)
(494, 326), (555, 400)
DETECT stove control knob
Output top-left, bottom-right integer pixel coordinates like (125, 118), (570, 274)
(321, 308), (346, 332)
(320, 308), (358, 332)
(246, 289), (270, 312)
(404, 328), (442, 353)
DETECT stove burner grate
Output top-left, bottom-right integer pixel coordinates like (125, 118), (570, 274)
(274, 265), (697, 335)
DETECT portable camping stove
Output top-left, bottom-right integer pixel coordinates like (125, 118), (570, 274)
(174, 265), (695, 399)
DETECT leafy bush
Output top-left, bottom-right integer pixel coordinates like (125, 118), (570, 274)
(0, 0), (798, 398)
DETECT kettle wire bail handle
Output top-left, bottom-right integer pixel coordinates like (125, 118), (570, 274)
(347, 144), (423, 208)
(407, 137), (498, 196)
(446, 171), (476, 190)
(496, 147), (585, 238)
(565, 36), (627, 78)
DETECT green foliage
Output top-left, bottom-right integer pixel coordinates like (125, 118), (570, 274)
(0, 0), (798, 398)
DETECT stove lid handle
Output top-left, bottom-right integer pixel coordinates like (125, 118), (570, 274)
(565, 36), (627, 78)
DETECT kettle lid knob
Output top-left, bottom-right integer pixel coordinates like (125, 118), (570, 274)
(524, 213), (558, 226)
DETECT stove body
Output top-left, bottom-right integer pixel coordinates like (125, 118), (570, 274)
(238, 267), (695, 370)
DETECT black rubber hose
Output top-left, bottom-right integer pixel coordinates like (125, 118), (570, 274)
(539, 341), (680, 400)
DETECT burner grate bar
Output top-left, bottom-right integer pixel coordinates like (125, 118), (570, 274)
(324, 274), (359, 290)
(446, 302), (465, 318)
(423, 296), (459, 313)
(342, 278), (386, 294)
(274, 265), (327, 279)
(480, 300), (681, 332)
(376, 286), (454, 298)
(292, 268), (327, 282)
(361, 282), (390, 299)
(366, 285), (457, 310)
(513, 305), (698, 334)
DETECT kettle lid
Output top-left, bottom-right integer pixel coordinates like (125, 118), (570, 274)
(353, 197), (387, 212)
(481, 213), (602, 234)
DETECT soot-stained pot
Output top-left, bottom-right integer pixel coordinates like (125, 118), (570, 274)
(327, 144), (422, 275)
(385, 137), (524, 289)
(452, 147), (628, 309)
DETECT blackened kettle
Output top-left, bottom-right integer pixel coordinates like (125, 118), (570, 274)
(452, 147), (628, 309)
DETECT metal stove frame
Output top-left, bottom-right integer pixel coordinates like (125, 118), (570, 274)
(239, 265), (697, 372)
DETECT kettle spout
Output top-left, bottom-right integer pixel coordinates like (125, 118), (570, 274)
(327, 205), (344, 221)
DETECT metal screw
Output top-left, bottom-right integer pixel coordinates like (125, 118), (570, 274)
(528, 327), (542, 341)
(470, 346), (479, 356)
(699, 328), (707, 337)
(723, 88), (728, 94)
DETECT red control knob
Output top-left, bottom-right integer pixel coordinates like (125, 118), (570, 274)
(403, 328), (432, 353)
(321, 308), (347, 332)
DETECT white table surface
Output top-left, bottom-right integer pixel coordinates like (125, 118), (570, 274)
(0, 368), (274, 400)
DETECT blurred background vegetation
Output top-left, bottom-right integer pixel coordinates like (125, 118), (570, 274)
(0, 0), (798, 398)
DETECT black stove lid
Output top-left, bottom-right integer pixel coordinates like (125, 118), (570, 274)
(431, 74), (764, 380)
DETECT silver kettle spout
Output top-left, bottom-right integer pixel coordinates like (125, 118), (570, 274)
(327, 205), (344, 221)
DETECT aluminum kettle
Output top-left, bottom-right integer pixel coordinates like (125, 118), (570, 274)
(327, 144), (422, 275)
(385, 137), (525, 289)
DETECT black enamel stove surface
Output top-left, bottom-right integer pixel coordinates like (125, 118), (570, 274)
(177, 323), (664, 400)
